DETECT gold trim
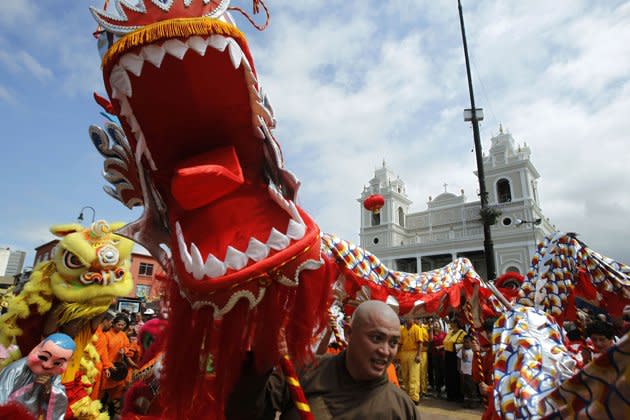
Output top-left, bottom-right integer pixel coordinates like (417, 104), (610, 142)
(103, 17), (247, 68)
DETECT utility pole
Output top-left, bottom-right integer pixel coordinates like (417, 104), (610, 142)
(458, 0), (496, 281)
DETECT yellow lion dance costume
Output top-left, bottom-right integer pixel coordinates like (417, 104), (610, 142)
(0, 220), (134, 419)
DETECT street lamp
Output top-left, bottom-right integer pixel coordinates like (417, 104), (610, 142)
(77, 206), (96, 224)
(515, 218), (542, 227)
(515, 217), (542, 245)
(458, 0), (496, 281)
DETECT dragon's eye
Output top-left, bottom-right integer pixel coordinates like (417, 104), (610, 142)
(63, 250), (84, 269)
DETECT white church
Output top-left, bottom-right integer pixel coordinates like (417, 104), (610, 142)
(358, 127), (555, 280)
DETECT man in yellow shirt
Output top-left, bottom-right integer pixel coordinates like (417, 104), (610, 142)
(417, 318), (430, 397)
(398, 318), (421, 403)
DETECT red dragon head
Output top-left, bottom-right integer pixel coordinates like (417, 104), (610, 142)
(90, 1), (331, 416)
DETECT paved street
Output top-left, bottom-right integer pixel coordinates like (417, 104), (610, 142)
(416, 397), (484, 419)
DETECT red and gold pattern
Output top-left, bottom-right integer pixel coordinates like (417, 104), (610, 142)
(279, 355), (314, 420)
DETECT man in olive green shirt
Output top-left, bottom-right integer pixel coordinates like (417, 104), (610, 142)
(227, 300), (420, 419)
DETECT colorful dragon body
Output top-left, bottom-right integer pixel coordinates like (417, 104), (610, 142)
(87, 1), (502, 417)
(0, 220), (133, 419)
(491, 232), (630, 418)
(85, 2), (630, 419)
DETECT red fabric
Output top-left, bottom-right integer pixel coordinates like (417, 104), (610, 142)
(472, 347), (494, 386)
(138, 319), (167, 366)
(121, 380), (164, 418)
(601, 290), (628, 318)
(93, 92), (114, 114)
(576, 269), (598, 301)
(171, 147), (244, 210)
(15, 304), (48, 354)
(160, 252), (334, 419)
(481, 388), (500, 420)
(64, 374), (92, 420)
(0, 402), (36, 420)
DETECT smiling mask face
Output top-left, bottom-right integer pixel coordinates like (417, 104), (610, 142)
(26, 336), (75, 376)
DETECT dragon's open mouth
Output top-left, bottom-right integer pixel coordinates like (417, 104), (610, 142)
(102, 18), (316, 292)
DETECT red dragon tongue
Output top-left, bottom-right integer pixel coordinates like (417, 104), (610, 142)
(171, 146), (244, 210)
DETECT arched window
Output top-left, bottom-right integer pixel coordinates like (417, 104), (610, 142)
(505, 266), (520, 274)
(398, 207), (405, 227)
(372, 212), (380, 226)
(497, 178), (512, 203)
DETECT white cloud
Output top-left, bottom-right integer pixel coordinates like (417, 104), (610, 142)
(1, 0), (628, 272)
(0, 85), (15, 104)
(0, 38), (53, 85)
(16, 51), (53, 81)
(246, 1), (630, 265)
(0, 0), (33, 27)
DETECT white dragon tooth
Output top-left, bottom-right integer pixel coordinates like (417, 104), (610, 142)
(267, 185), (289, 211)
(254, 115), (267, 139)
(176, 222), (193, 272)
(248, 83), (261, 99)
(241, 54), (252, 72)
(187, 36), (208, 56)
(286, 219), (306, 240)
(127, 113), (141, 135)
(288, 201), (304, 225)
(120, 53), (144, 77)
(267, 228), (290, 251)
(254, 124), (265, 139)
(163, 39), (188, 60)
(203, 253), (227, 278)
(119, 99), (132, 117)
(142, 44), (166, 68)
(135, 132), (158, 170)
(190, 243), (206, 280)
(207, 34), (228, 52)
(227, 39), (243, 69)
(225, 246), (249, 270)
(110, 65), (132, 98)
(245, 238), (269, 262)
(253, 101), (274, 126)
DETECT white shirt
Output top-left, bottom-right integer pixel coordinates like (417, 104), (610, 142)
(457, 348), (473, 375)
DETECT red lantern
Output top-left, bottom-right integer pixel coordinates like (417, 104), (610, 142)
(363, 194), (385, 213)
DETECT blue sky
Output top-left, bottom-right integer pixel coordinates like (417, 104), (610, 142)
(1, 1), (629, 267)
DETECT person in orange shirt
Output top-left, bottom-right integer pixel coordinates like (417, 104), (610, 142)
(101, 315), (131, 417)
(398, 318), (422, 403)
(91, 311), (114, 400)
(125, 332), (142, 373)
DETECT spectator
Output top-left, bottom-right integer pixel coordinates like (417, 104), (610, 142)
(417, 318), (430, 397)
(458, 334), (476, 408)
(429, 318), (446, 399)
(226, 300), (420, 418)
(133, 312), (145, 335)
(101, 315), (131, 417)
(91, 311), (114, 401)
(399, 318), (422, 403)
(143, 308), (156, 321)
(582, 320), (615, 364)
(443, 318), (466, 401)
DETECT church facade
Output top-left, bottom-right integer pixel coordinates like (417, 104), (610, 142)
(358, 128), (555, 280)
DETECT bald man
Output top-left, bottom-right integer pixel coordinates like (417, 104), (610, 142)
(226, 300), (420, 419)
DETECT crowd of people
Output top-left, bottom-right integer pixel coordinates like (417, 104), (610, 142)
(93, 307), (160, 417)
(395, 307), (630, 416)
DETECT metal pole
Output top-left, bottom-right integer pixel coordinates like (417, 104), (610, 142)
(77, 206), (96, 224)
(458, 0), (496, 281)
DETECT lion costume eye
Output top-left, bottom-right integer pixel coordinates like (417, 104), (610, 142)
(63, 250), (84, 270)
